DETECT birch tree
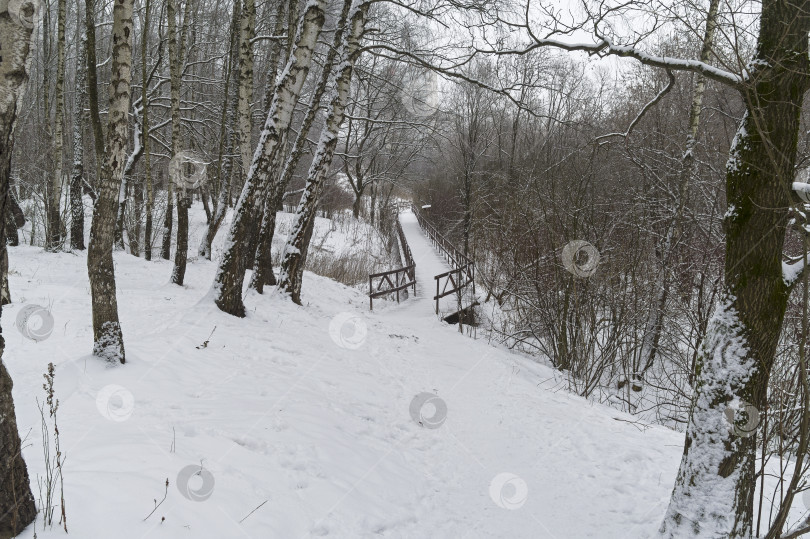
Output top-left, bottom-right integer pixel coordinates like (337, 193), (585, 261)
(70, 23), (87, 250)
(250, 0), (352, 292)
(87, 0), (135, 363)
(635, 0), (720, 384)
(277, 1), (368, 303)
(0, 0), (40, 532)
(237, 0), (254, 179)
(211, 0), (328, 317)
(169, 0), (186, 283)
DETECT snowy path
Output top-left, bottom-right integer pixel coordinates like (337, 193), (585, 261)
(397, 210), (462, 318)
(5, 205), (686, 538)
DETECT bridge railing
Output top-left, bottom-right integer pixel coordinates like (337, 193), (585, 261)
(368, 208), (416, 310)
(411, 204), (477, 318)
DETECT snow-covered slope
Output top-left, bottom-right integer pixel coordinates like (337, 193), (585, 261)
(4, 206), (684, 538)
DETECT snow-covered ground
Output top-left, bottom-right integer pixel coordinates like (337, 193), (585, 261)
(4, 203), (687, 538)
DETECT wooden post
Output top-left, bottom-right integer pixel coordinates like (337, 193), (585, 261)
(435, 276), (440, 315)
(369, 275), (373, 311)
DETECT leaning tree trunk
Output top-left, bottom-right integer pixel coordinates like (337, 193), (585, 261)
(637, 0), (720, 382)
(262, 0), (287, 112)
(47, 0), (66, 251)
(0, 5), (40, 536)
(70, 32), (87, 250)
(659, 0), (810, 535)
(277, 2), (367, 304)
(211, 0), (328, 316)
(250, 0), (351, 292)
(87, 0), (134, 364)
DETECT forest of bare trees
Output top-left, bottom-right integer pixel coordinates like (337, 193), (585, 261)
(4, 0), (810, 535)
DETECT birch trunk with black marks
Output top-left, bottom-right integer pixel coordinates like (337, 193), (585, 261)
(238, 0), (262, 269)
(70, 32), (87, 250)
(169, 0), (186, 283)
(87, 0), (134, 364)
(659, 0), (810, 534)
(238, 0), (254, 178)
(212, 0), (327, 316)
(250, 0), (351, 292)
(46, 0), (66, 250)
(114, 102), (143, 250)
(277, 2), (366, 304)
(262, 0), (287, 113)
(0, 3), (40, 535)
(636, 0), (720, 382)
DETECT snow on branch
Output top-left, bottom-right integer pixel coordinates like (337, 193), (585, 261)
(492, 37), (743, 88)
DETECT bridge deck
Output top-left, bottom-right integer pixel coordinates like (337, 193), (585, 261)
(398, 210), (468, 318)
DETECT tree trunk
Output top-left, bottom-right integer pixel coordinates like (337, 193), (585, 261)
(250, 0), (351, 292)
(114, 110), (143, 251)
(87, 0), (135, 364)
(70, 31), (87, 251)
(277, 2), (367, 304)
(0, 6), (40, 536)
(136, 0), (151, 258)
(659, 0), (810, 534)
(262, 0), (288, 113)
(637, 0), (719, 381)
(84, 0), (105, 183)
(238, 0), (255, 178)
(161, 182), (173, 259)
(237, 0), (257, 271)
(211, 0), (328, 316)
(141, 0), (153, 261)
(169, 0), (188, 284)
(129, 170), (143, 255)
(352, 189), (363, 218)
(47, 0), (67, 251)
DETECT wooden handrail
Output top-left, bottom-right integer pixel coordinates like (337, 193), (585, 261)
(368, 207), (416, 310)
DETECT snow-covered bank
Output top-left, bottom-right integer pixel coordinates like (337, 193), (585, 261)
(4, 205), (685, 538)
